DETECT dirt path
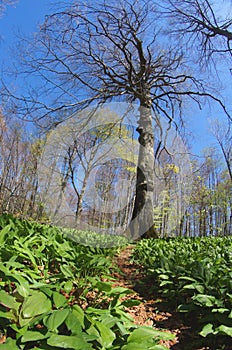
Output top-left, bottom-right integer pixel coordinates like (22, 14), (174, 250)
(112, 245), (215, 350)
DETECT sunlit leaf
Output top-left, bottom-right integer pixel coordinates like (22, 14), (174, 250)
(47, 334), (93, 349)
(216, 325), (232, 337)
(0, 290), (20, 311)
(53, 291), (68, 308)
(21, 291), (52, 318)
(95, 320), (116, 348)
(43, 309), (70, 331)
(200, 323), (214, 337)
(21, 330), (48, 342)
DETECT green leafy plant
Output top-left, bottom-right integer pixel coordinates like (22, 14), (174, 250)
(132, 236), (232, 345)
(0, 215), (173, 349)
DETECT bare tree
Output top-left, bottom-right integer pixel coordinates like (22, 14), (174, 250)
(0, 112), (42, 218)
(38, 112), (136, 232)
(160, 0), (232, 62)
(210, 118), (232, 180)
(4, 0), (230, 238)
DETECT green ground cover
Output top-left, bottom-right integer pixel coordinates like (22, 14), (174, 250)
(132, 236), (232, 345)
(0, 215), (173, 349)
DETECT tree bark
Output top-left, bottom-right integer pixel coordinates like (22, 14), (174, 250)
(130, 105), (158, 239)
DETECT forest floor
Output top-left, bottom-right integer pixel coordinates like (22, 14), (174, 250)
(111, 245), (222, 350)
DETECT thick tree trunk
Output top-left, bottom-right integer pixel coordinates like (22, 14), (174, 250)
(130, 105), (158, 239)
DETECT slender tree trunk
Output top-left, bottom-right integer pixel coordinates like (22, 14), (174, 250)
(179, 213), (185, 237)
(209, 206), (213, 235)
(75, 177), (87, 219)
(229, 209), (232, 235)
(130, 105), (157, 239)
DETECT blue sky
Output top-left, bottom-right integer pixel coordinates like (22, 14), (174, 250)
(0, 0), (54, 62)
(0, 0), (231, 157)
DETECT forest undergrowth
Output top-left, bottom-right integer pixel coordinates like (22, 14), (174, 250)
(113, 244), (232, 350)
(0, 214), (231, 349)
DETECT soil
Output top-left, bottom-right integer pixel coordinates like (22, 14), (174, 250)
(112, 245), (231, 350)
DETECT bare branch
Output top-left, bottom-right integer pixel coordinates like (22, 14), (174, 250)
(159, 0), (232, 63)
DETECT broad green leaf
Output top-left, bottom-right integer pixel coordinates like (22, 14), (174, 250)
(16, 282), (30, 298)
(21, 291), (52, 318)
(116, 321), (129, 336)
(95, 281), (112, 292)
(0, 290), (20, 311)
(127, 327), (174, 344)
(216, 325), (232, 337)
(211, 308), (229, 314)
(72, 305), (85, 327)
(53, 291), (68, 308)
(82, 333), (99, 342)
(95, 320), (116, 348)
(18, 313), (34, 327)
(86, 324), (100, 338)
(160, 281), (172, 286)
(47, 334), (93, 349)
(192, 294), (216, 307)
(21, 330), (48, 342)
(115, 308), (135, 323)
(65, 312), (82, 334)
(159, 274), (170, 280)
(38, 286), (53, 297)
(182, 284), (204, 293)
(44, 309), (69, 331)
(200, 323), (214, 337)
(100, 314), (120, 328)
(63, 280), (73, 293)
